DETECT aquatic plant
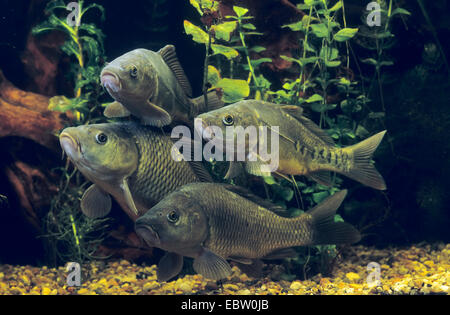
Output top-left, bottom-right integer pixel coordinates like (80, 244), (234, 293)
(184, 0), (410, 278)
(32, 0), (110, 266)
(32, 0), (107, 123)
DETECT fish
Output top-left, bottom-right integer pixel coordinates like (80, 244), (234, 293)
(59, 122), (212, 221)
(100, 45), (223, 127)
(135, 183), (360, 281)
(196, 100), (387, 190)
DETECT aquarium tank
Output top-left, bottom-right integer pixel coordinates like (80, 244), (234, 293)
(0, 0), (448, 299)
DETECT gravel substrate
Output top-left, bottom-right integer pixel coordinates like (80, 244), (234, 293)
(0, 243), (448, 295)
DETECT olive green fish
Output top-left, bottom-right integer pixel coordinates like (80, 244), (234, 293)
(196, 100), (387, 190)
(59, 122), (211, 221)
(135, 183), (360, 281)
(100, 45), (223, 127)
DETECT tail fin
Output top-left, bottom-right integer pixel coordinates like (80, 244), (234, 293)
(307, 190), (361, 245)
(191, 90), (224, 114)
(346, 130), (387, 190)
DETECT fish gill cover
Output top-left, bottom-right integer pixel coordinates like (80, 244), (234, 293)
(0, 0), (449, 294)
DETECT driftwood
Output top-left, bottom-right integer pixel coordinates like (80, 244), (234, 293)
(0, 69), (71, 151)
(0, 70), (154, 261)
(0, 69), (72, 233)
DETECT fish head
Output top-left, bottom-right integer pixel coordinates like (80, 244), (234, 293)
(135, 188), (208, 252)
(195, 101), (260, 155)
(59, 124), (138, 182)
(100, 49), (156, 103)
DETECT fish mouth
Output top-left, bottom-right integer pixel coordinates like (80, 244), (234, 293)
(135, 224), (161, 247)
(101, 71), (122, 93)
(59, 132), (81, 161)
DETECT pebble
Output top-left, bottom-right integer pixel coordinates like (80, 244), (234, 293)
(0, 243), (448, 295)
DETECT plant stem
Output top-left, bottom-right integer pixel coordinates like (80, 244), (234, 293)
(238, 28), (259, 89)
(203, 30), (212, 107)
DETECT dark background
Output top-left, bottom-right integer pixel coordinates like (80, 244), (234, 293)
(0, 0), (449, 265)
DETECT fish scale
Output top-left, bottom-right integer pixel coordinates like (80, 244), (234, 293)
(124, 123), (200, 207)
(200, 184), (314, 259)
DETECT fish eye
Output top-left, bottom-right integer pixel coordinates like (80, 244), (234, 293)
(130, 66), (138, 78)
(167, 210), (179, 223)
(222, 114), (234, 126)
(95, 133), (108, 145)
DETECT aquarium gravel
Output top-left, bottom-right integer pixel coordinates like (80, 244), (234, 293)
(0, 244), (448, 295)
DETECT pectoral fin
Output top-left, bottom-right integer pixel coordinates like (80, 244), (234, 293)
(157, 252), (184, 282)
(193, 248), (232, 280)
(120, 178), (139, 216)
(141, 100), (172, 127)
(104, 101), (131, 118)
(80, 184), (112, 218)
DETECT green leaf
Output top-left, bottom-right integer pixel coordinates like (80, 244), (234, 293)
(242, 23), (256, 30)
(48, 96), (88, 112)
(280, 187), (294, 202)
(250, 58), (272, 67)
(310, 102), (337, 113)
(242, 31), (264, 36)
(189, 0), (203, 15)
(207, 65), (221, 86)
(361, 58), (378, 66)
(325, 60), (341, 67)
(320, 47), (339, 61)
(215, 78), (250, 103)
(233, 6), (249, 17)
(310, 23), (329, 38)
(282, 79), (300, 91)
(391, 8), (411, 17)
(312, 191), (329, 204)
(213, 21), (237, 41)
(333, 28), (358, 42)
(282, 20), (304, 32)
(250, 46), (266, 53)
(329, 1), (343, 12)
(211, 44), (239, 59)
(338, 77), (351, 86)
(263, 176), (276, 185)
(184, 20), (210, 44)
(280, 55), (301, 66)
(305, 94), (324, 103)
(299, 56), (320, 65)
(304, 0), (321, 7)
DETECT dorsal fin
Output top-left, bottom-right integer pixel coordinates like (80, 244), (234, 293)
(158, 45), (193, 97)
(280, 105), (335, 146)
(221, 184), (285, 213)
(279, 104), (304, 118)
(189, 161), (213, 182)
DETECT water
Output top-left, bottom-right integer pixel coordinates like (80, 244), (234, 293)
(0, 0), (448, 295)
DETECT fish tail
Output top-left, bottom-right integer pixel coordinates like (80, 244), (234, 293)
(191, 90), (224, 114)
(345, 130), (387, 190)
(306, 190), (361, 245)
